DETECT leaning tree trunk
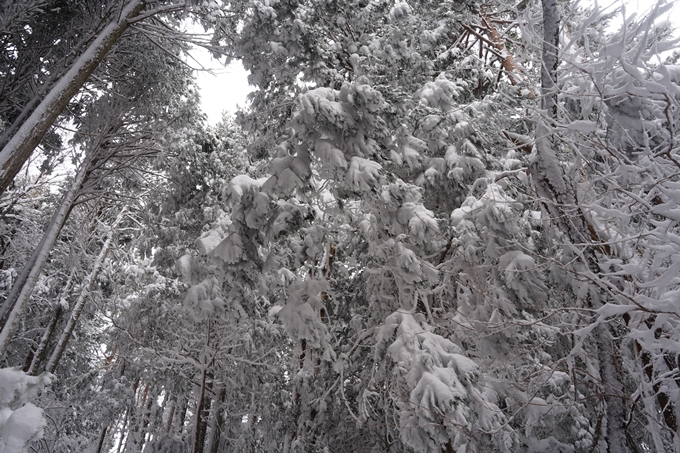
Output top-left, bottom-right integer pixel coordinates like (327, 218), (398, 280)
(532, 0), (630, 451)
(0, 0), (145, 197)
(44, 207), (126, 374)
(25, 269), (75, 374)
(0, 115), (125, 359)
(0, 152), (95, 358)
(93, 425), (109, 453)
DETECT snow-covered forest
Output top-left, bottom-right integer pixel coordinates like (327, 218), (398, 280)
(1, 0), (680, 452)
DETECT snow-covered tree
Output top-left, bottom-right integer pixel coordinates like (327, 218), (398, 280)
(2, 0), (680, 452)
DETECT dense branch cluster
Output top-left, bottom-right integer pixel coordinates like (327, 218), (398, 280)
(0, 0), (679, 452)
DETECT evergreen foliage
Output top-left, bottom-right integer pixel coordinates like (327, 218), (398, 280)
(0, 0), (679, 452)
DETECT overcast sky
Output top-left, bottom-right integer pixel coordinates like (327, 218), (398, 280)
(189, 44), (253, 125)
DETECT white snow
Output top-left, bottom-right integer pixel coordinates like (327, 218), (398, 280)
(0, 368), (51, 453)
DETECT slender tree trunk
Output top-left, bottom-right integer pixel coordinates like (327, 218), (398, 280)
(44, 207), (126, 374)
(197, 395), (212, 453)
(94, 424), (109, 453)
(25, 269), (76, 374)
(193, 368), (208, 453)
(0, 0), (146, 197)
(25, 304), (63, 374)
(539, 0), (559, 119)
(533, 0), (630, 451)
(117, 408), (131, 453)
(206, 386), (226, 453)
(0, 153), (94, 358)
(139, 386), (157, 452)
(124, 381), (149, 453)
(176, 395), (188, 436)
(165, 395), (176, 434)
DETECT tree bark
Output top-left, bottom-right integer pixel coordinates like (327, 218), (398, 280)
(0, 0), (146, 197)
(26, 304), (63, 374)
(124, 381), (149, 453)
(165, 394), (177, 434)
(175, 395), (188, 437)
(540, 0), (559, 119)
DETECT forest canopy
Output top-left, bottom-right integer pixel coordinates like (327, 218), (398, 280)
(1, 0), (680, 452)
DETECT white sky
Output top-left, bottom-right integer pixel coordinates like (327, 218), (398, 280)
(188, 45), (253, 125)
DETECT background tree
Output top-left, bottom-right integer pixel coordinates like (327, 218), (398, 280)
(2, 0), (680, 452)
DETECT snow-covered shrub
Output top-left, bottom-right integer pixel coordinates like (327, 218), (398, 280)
(0, 368), (51, 453)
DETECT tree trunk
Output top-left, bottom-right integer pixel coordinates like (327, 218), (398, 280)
(0, 153), (93, 358)
(177, 395), (188, 436)
(94, 424), (109, 453)
(165, 395), (177, 434)
(197, 396), (212, 453)
(116, 411), (130, 453)
(0, 0), (145, 197)
(25, 304), (63, 374)
(44, 207), (126, 374)
(533, 1), (631, 451)
(139, 386), (157, 452)
(206, 386), (226, 453)
(193, 368), (209, 453)
(124, 381), (149, 453)
(25, 269), (75, 374)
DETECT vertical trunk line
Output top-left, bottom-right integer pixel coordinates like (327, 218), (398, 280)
(535, 1), (630, 451)
(540, 0), (559, 118)
(94, 424), (109, 453)
(193, 368), (208, 453)
(207, 386), (226, 453)
(165, 395), (176, 434)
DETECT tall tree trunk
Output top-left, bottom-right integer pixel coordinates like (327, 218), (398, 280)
(124, 381), (149, 453)
(25, 269), (76, 374)
(177, 395), (188, 436)
(206, 386), (226, 453)
(44, 207), (126, 374)
(0, 153), (94, 358)
(197, 394), (212, 453)
(117, 408), (132, 453)
(25, 304), (63, 374)
(539, 0), (559, 120)
(165, 394), (177, 434)
(0, 0), (146, 197)
(193, 368), (208, 453)
(94, 424), (109, 453)
(532, 0), (630, 451)
(139, 385), (157, 452)
(533, 0), (632, 450)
